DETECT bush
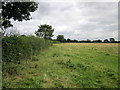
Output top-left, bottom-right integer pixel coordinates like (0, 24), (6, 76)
(2, 35), (52, 75)
(2, 35), (51, 64)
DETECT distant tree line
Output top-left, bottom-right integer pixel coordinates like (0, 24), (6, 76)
(55, 35), (119, 43)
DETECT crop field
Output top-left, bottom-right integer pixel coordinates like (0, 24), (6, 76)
(3, 43), (119, 88)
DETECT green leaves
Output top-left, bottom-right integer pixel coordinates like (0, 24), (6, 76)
(2, 2), (38, 29)
(57, 35), (65, 42)
(35, 24), (54, 39)
(2, 36), (51, 64)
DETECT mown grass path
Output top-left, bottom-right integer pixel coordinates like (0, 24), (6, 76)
(3, 43), (119, 88)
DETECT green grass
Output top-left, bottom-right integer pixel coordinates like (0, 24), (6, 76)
(3, 43), (119, 88)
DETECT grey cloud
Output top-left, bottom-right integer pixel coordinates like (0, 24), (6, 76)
(11, 1), (118, 41)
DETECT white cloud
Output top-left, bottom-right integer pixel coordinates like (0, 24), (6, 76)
(10, 1), (118, 40)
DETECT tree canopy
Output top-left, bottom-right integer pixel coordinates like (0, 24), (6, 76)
(35, 24), (54, 39)
(57, 35), (65, 42)
(109, 38), (115, 43)
(1, 1), (38, 35)
(103, 39), (109, 43)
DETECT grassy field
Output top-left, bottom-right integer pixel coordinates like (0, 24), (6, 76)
(3, 43), (119, 88)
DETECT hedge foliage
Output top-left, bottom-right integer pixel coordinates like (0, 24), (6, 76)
(2, 35), (52, 64)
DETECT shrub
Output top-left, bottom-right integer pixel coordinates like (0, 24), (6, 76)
(2, 35), (52, 75)
(2, 35), (51, 63)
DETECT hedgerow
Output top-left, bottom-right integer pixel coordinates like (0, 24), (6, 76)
(2, 35), (51, 64)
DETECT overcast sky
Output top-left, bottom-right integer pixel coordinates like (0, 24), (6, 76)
(9, 0), (118, 41)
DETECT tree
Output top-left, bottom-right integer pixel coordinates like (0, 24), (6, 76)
(103, 39), (109, 43)
(35, 24), (54, 39)
(57, 35), (65, 42)
(109, 38), (115, 43)
(73, 40), (78, 43)
(2, 1), (38, 35)
(92, 40), (102, 43)
(67, 38), (71, 42)
(86, 39), (91, 43)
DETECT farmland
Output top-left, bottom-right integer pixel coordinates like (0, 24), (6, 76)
(3, 43), (119, 88)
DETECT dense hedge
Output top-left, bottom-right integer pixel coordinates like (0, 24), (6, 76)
(2, 35), (52, 64)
